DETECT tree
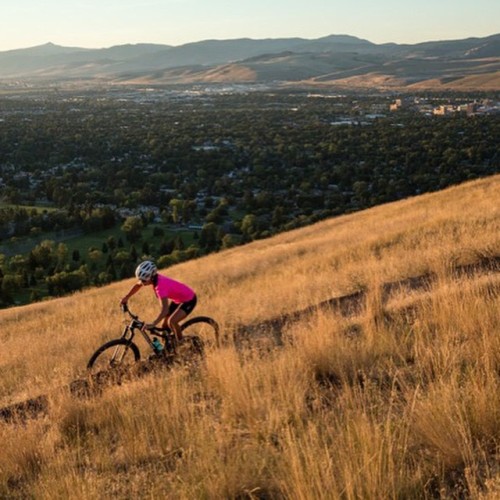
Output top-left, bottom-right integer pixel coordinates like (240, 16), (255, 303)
(169, 199), (183, 224)
(159, 238), (175, 255)
(240, 214), (258, 240)
(9, 255), (28, 273)
(46, 269), (87, 296)
(221, 234), (237, 249)
(271, 206), (285, 228)
(56, 243), (69, 271)
(114, 250), (131, 266)
(88, 248), (103, 263)
(130, 245), (138, 262)
(199, 222), (219, 251)
(107, 236), (117, 251)
(173, 235), (185, 251)
(2, 273), (22, 296)
(121, 216), (143, 243)
(31, 240), (56, 269)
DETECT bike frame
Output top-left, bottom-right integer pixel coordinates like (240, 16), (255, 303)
(118, 304), (177, 359)
(88, 304), (216, 371)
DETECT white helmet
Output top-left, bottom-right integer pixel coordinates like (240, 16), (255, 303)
(135, 260), (157, 282)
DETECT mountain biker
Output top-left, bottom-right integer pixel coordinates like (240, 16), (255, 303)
(120, 260), (197, 343)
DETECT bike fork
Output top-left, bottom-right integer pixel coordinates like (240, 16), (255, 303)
(112, 328), (135, 363)
(111, 344), (129, 364)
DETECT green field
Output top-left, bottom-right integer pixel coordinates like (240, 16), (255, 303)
(64, 223), (197, 257)
(1, 222), (200, 305)
(1, 222), (197, 258)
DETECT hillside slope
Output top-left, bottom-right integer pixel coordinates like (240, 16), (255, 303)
(0, 175), (499, 497)
(121, 52), (500, 91)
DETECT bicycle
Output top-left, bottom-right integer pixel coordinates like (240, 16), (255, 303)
(87, 303), (220, 373)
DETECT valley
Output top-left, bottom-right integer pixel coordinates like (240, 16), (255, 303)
(1, 88), (498, 307)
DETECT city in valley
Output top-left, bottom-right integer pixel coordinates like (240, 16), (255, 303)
(0, 85), (498, 306)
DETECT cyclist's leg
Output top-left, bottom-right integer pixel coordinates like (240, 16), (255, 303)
(168, 307), (187, 342)
(165, 296), (197, 342)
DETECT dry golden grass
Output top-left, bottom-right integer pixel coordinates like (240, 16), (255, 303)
(0, 175), (499, 498)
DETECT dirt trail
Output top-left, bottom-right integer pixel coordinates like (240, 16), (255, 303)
(233, 255), (500, 346)
(1, 255), (499, 423)
(0, 360), (166, 423)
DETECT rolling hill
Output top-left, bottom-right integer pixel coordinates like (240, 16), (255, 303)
(0, 174), (499, 497)
(1, 34), (499, 90)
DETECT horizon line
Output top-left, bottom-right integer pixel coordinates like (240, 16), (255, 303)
(1, 31), (499, 53)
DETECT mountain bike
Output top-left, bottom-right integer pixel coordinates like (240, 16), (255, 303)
(87, 303), (220, 373)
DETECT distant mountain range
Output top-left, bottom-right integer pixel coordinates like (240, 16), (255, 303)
(1, 34), (499, 90)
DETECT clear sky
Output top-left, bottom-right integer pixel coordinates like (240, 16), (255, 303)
(1, 0), (499, 51)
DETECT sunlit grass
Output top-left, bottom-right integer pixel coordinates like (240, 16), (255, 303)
(0, 175), (499, 497)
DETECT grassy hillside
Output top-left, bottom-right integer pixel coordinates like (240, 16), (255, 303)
(1, 175), (499, 498)
(116, 53), (500, 91)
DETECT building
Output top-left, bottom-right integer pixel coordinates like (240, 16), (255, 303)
(389, 98), (411, 111)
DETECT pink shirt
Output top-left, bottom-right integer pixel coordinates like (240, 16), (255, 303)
(152, 274), (195, 303)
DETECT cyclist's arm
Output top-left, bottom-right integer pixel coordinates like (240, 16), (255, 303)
(145, 296), (170, 329)
(120, 282), (142, 304)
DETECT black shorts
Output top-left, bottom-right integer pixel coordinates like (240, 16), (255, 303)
(168, 295), (197, 316)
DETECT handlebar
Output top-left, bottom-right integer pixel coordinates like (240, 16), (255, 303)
(121, 303), (161, 333)
(121, 303), (142, 324)
(121, 302), (134, 316)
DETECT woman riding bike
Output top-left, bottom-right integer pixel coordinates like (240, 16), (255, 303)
(120, 261), (197, 343)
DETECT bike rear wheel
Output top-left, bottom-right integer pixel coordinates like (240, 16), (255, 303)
(87, 338), (141, 372)
(181, 316), (220, 349)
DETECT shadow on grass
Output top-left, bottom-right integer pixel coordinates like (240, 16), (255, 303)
(1, 254), (499, 424)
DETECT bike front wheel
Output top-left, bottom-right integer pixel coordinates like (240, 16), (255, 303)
(87, 338), (141, 372)
(181, 316), (220, 349)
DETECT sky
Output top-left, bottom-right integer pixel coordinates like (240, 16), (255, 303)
(1, 0), (499, 52)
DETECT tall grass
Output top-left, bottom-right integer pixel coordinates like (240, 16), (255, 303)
(0, 175), (499, 498)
